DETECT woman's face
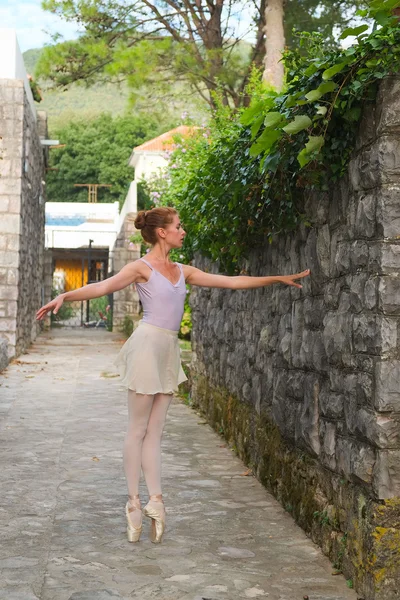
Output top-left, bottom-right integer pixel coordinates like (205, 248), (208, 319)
(159, 214), (186, 248)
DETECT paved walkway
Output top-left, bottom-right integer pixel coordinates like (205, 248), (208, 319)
(0, 329), (357, 600)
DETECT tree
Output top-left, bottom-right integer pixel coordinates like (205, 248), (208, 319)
(263, 0), (285, 90)
(38, 0), (367, 108)
(46, 113), (173, 206)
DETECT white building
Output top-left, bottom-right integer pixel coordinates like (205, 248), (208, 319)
(128, 125), (197, 182)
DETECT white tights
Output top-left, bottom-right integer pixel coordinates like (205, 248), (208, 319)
(123, 391), (172, 523)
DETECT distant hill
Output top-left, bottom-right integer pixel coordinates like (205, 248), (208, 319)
(23, 47), (208, 134)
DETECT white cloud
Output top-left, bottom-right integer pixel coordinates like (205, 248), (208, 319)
(0, 0), (82, 51)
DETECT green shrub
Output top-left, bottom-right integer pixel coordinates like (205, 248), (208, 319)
(160, 0), (400, 273)
(122, 315), (134, 338)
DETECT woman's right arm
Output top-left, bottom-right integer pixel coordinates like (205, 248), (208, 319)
(36, 261), (142, 320)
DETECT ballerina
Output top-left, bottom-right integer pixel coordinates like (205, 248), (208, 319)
(36, 206), (310, 544)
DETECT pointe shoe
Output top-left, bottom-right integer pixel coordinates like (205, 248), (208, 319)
(142, 494), (165, 544)
(125, 494), (143, 543)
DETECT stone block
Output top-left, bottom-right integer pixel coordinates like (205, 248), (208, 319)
(319, 386), (344, 419)
(295, 374), (321, 456)
(316, 224), (331, 277)
(0, 213), (20, 235)
(375, 360), (400, 412)
(272, 371), (296, 441)
(350, 136), (400, 191)
(323, 277), (342, 311)
(373, 450), (400, 498)
(376, 184), (400, 239)
(7, 268), (18, 286)
(290, 301), (304, 368)
(0, 317), (17, 332)
(364, 276), (378, 310)
(6, 234), (20, 252)
(358, 195), (377, 242)
(350, 240), (369, 270)
(348, 272), (368, 313)
(336, 437), (375, 484)
(0, 336), (8, 371)
(0, 176), (21, 196)
(378, 275), (400, 315)
(8, 195), (21, 214)
(379, 316), (398, 355)
(0, 284), (18, 300)
(355, 106), (377, 150)
(331, 239), (350, 277)
(0, 198), (9, 212)
(304, 296), (325, 328)
(0, 251), (19, 268)
(6, 301), (17, 318)
(323, 310), (352, 366)
(3, 103), (24, 121)
(345, 399), (400, 448)
(1, 330), (16, 351)
(380, 243), (400, 274)
(376, 75), (400, 135)
(320, 419), (336, 471)
(352, 314), (378, 354)
(305, 191), (330, 226)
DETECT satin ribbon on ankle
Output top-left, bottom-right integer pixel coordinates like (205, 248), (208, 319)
(149, 494), (163, 503)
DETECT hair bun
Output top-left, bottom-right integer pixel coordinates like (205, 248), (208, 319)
(135, 211), (146, 230)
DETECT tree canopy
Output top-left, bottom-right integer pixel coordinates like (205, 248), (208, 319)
(37, 0), (367, 108)
(46, 113), (173, 206)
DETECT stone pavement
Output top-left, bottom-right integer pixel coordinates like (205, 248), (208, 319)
(0, 329), (358, 600)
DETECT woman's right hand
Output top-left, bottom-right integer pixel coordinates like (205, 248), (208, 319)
(36, 295), (65, 321)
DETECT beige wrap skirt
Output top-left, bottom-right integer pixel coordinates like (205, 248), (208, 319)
(114, 321), (188, 395)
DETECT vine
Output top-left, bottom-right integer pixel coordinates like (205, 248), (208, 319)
(160, 0), (400, 273)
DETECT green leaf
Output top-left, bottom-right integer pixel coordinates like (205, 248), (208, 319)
(304, 63), (320, 77)
(297, 135), (325, 167)
(249, 129), (281, 156)
(240, 100), (264, 126)
(284, 92), (303, 108)
(282, 115), (312, 135)
(316, 106), (327, 116)
(305, 81), (337, 102)
(250, 114), (264, 139)
(343, 107), (361, 121)
(322, 61), (348, 80)
(263, 112), (284, 129)
(339, 24), (369, 40)
(304, 135), (325, 153)
(305, 88), (323, 102)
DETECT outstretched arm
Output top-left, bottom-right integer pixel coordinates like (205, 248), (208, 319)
(183, 265), (311, 289)
(36, 261), (142, 320)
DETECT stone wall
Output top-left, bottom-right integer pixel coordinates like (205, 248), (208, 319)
(111, 213), (141, 332)
(0, 79), (48, 361)
(190, 75), (400, 600)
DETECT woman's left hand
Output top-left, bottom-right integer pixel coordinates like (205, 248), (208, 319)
(278, 269), (311, 289)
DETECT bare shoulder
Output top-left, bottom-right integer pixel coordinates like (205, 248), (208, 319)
(181, 264), (197, 280)
(128, 258), (150, 283)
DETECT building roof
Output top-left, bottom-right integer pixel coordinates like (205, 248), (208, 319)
(133, 125), (197, 152)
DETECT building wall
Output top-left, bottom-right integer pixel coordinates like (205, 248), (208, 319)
(189, 75), (400, 600)
(111, 213), (141, 332)
(0, 78), (48, 359)
(132, 152), (167, 181)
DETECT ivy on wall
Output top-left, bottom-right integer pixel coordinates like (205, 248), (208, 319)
(158, 0), (400, 273)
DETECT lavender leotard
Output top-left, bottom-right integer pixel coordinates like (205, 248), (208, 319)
(136, 258), (186, 332)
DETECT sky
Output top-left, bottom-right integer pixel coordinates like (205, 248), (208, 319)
(0, 0), (362, 55)
(0, 0), (81, 52)
(0, 0), (259, 53)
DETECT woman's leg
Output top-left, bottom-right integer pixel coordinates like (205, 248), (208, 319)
(141, 393), (173, 501)
(123, 391), (154, 525)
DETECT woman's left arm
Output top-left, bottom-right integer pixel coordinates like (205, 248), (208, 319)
(183, 265), (310, 289)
